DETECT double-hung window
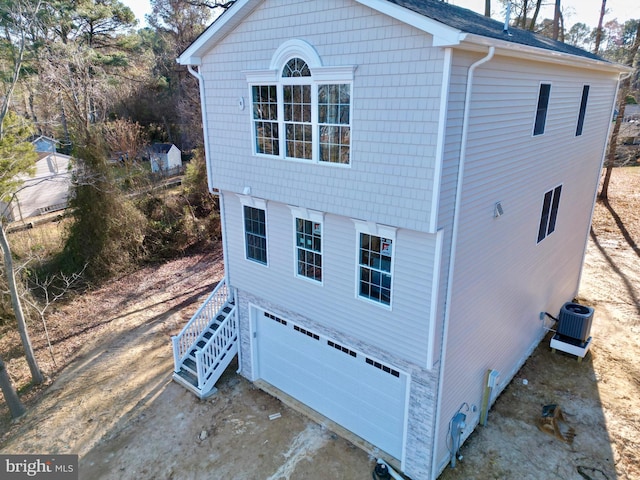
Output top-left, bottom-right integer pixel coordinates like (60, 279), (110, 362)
(252, 86), (279, 155)
(243, 204), (268, 265)
(247, 41), (354, 165)
(537, 185), (562, 243)
(291, 207), (323, 283)
(354, 221), (396, 307)
(296, 218), (322, 281)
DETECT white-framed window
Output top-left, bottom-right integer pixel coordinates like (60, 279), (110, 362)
(290, 207), (324, 283)
(239, 196), (268, 265)
(246, 39), (355, 165)
(537, 185), (562, 243)
(353, 220), (396, 308)
(533, 82), (551, 136)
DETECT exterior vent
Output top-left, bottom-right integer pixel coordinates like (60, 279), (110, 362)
(557, 302), (594, 343)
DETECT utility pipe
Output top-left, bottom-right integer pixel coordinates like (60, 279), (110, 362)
(376, 458), (404, 480)
(187, 65), (214, 193)
(430, 46), (495, 479)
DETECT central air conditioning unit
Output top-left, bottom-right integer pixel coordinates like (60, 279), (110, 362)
(557, 302), (594, 343)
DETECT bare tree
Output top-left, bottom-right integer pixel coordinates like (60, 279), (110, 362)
(552, 0), (561, 40)
(0, 225), (44, 384)
(600, 22), (640, 200)
(485, 0), (491, 17)
(528, 0), (543, 31)
(0, 0), (46, 392)
(21, 265), (87, 368)
(0, 357), (25, 419)
(103, 119), (145, 162)
(594, 0), (607, 54)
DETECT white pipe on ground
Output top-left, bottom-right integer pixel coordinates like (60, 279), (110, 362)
(376, 458), (404, 480)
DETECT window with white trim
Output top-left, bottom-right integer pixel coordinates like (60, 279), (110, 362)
(290, 206), (324, 283)
(354, 221), (396, 307)
(252, 85), (279, 155)
(244, 205), (267, 264)
(537, 185), (562, 243)
(247, 40), (354, 165)
(296, 218), (322, 281)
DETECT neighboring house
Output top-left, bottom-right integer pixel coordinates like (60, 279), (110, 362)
(1, 141), (73, 222)
(149, 143), (182, 173)
(172, 1), (628, 479)
(31, 135), (58, 154)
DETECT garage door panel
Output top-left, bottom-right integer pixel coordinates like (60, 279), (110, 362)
(256, 311), (407, 459)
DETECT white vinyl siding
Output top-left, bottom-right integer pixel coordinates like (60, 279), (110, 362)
(435, 51), (619, 470)
(224, 193), (438, 366)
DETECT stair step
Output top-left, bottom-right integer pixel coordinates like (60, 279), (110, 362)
(176, 368), (198, 388)
(183, 357), (197, 374)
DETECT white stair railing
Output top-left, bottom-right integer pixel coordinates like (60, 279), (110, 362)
(172, 278), (230, 372)
(195, 305), (238, 393)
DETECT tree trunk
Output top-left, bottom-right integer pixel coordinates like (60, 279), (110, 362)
(484, 0), (491, 17)
(552, 0), (561, 40)
(519, 0), (528, 28)
(594, 0), (607, 54)
(0, 357), (26, 419)
(600, 23), (640, 200)
(529, 0), (543, 31)
(0, 225), (44, 385)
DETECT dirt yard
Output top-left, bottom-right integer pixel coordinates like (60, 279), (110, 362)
(1, 167), (639, 480)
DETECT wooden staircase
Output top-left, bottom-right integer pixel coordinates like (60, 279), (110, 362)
(172, 279), (238, 398)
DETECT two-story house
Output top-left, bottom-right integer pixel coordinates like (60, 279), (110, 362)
(172, 1), (628, 478)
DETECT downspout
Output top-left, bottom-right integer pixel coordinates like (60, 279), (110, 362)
(186, 65), (239, 374)
(430, 46), (495, 480)
(187, 65), (214, 193)
(576, 70), (632, 295)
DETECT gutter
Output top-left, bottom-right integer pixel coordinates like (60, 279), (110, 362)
(430, 46), (495, 480)
(460, 33), (632, 75)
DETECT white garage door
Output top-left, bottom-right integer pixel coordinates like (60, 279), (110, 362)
(255, 309), (408, 459)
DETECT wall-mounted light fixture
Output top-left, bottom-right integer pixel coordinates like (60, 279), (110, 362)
(494, 201), (504, 218)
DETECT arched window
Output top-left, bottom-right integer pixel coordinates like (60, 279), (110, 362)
(246, 40), (355, 165)
(282, 58), (312, 160)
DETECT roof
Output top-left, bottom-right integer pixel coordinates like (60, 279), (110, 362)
(178, 0), (627, 74)
(151, 143), (178, 154)
(386, 0), (603, 61)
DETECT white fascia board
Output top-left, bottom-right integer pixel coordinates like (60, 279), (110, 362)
(177, 0), (262, 65)
(355, 0), (464, 46)
(460, 33), (632, 75)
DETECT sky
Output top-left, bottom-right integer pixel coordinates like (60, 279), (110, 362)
(451, 1), (640, 29)
(123, 0), (152, 26)
(123, 0), (640, 29)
